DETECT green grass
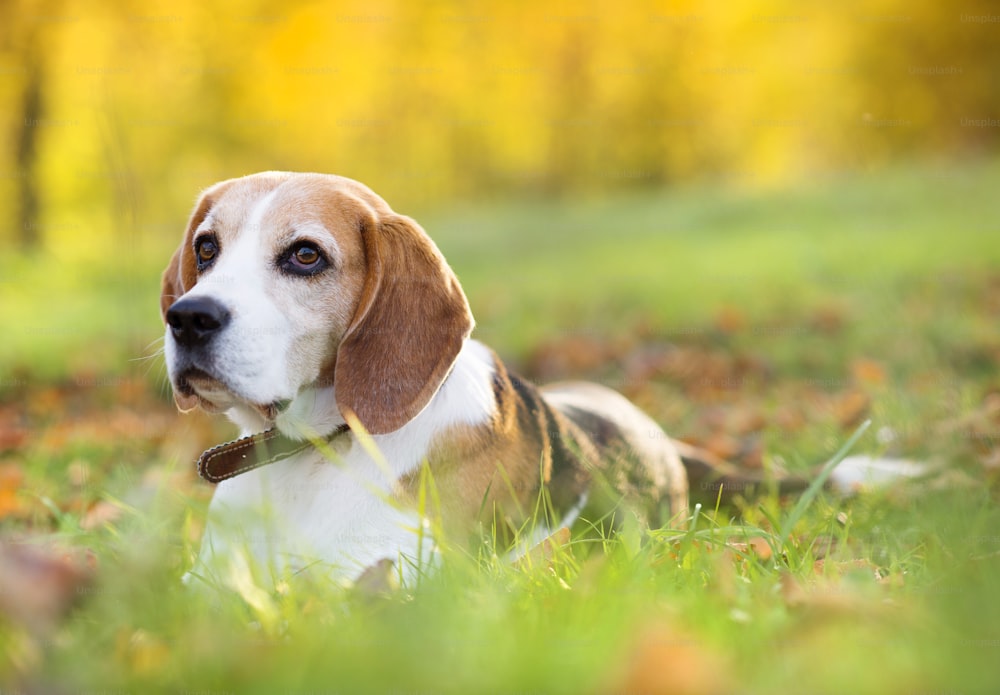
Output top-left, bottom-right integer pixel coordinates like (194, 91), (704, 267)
(2, 160), (1000, 693)
(12, 475), (1000, 694)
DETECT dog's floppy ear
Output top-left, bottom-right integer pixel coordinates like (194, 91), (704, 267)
(160, 181), (232, 411)
(160, 183), (231, 320)
(335, 213), (474, 435)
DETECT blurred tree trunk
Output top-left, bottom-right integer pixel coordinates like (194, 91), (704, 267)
(16, 45), (42, 249)
(2, 0), (58, 251)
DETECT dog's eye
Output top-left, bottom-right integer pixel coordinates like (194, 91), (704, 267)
(294, 245), (319, 266)
(195, 235), (219, 270)
(280, 242), (328, 276)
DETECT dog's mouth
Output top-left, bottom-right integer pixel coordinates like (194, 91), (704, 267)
(175, 368), (290, 421)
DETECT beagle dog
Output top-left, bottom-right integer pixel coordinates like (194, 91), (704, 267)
(162, 172), (715, 585)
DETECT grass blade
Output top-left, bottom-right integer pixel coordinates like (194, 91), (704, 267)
(778, 418), (872, 549)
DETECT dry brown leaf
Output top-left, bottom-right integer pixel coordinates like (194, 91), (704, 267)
(608, 622), (731, 695)
(781, 558), (902, 617)
(850, 358), (887, 386)
(0, 406), (28, 451)
(660, 347), (736, 396)
(622, 342), (673, 385)
(810, 304), (847, 334)
(728, 536), (773, 561)
(525, 334), (616, 381)
(351, 558), (398, 599)
(714, 305), (746, 335)
(0, 463), (25, 518)
(727, 404), (768, 435)
(780, 571), (874, 616)
(80, 500), (124, 531)
(832, 390), (870, 429)
(708, 549), (739, 600)
(774, 405), (806, 432)
(779, 572), (809, 607)
(699, 433), (742, 462)
(0, 540), (94, 636)
(737, 437), (764, 469)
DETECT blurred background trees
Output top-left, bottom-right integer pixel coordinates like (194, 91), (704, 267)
(1, 0), (998, 253)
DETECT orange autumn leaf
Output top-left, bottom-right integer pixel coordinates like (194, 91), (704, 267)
(832, 391), (870, 429)
(851, 358), (887, 386)
(0, 463), (25, 518)
(728, 536), (773, 561)
(714, 305), (746, 335)
(609, 623), (731, 695)
(0, 407), (28, 452)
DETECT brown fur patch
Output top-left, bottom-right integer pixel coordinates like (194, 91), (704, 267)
(396, 352), (594, 547)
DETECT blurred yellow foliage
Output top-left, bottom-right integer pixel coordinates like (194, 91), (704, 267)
(1, 0), (998, 252)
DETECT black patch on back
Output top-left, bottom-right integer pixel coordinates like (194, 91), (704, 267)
(559, 405), (626, 452)
(506, 370), (592, 515)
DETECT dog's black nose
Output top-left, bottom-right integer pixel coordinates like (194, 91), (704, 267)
(166, 296), (231, 347)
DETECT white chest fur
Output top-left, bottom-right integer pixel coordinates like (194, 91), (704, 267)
(190, 339), (498, 586)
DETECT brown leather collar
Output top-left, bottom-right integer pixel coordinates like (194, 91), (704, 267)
(196, 424), (350, 484)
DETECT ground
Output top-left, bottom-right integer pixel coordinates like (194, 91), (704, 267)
(1, 160), (999, 694)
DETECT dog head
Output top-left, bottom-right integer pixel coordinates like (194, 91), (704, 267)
(160, 172), (473, 436)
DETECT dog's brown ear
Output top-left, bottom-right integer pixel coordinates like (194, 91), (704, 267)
(335, 213), (474, 435)
(161, 182), (232, 411)
(159, 187), (225, 321)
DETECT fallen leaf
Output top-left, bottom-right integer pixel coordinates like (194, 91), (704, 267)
(699, 433), (741, 462)
(0, 406), (28, 451)
(832, 390), (870, 429)
(774, 405), (806, 432)
(623, 342), (673, 384)
(524, 334), (617, 381)
(608, 622), (731, 695)
(0, 463), (25, 518)
(80, 500), (125, 531)
(779, 572), (808, 607)
(727, 404), (767, 435)
(780, 559), (902, 618)
(728, 536), (773, 561)
(851, 358), (887, 386)
(659, 346), (738, 397)
(714, 305), (746, 335)
(737, 436), (764, 469)
(351, 558), (398, 599)
(0, 540), (94, 636)
(809, 304), (847, 334)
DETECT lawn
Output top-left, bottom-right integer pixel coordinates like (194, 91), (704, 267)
(1, 160), (999, 694)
